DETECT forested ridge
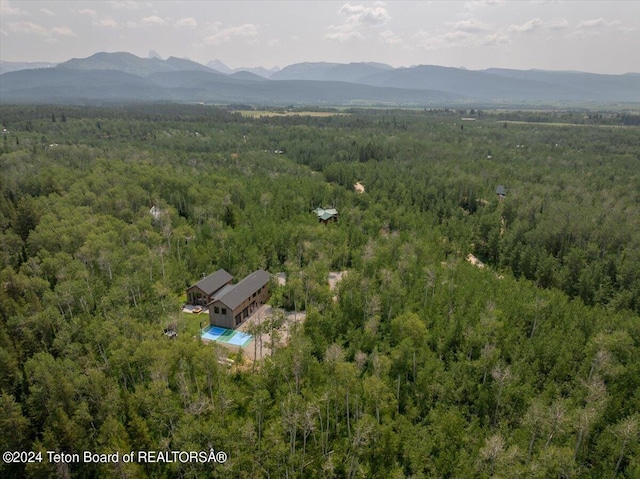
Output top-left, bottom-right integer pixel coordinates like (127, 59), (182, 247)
(0, 105), (639, 478)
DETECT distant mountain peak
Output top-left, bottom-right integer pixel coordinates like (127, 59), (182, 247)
(148, 50), (162, 60)
(207, 59), (232, 74)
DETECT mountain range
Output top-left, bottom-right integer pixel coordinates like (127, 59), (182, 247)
(1, 52), (638, 106)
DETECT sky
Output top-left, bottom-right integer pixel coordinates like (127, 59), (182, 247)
(1, 0), (639, 74)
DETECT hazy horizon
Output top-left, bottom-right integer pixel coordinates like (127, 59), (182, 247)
(1, 0), (639, 75)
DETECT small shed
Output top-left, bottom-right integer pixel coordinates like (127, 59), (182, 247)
(313, 207), (339, 224)
(496, 185), (506, 199)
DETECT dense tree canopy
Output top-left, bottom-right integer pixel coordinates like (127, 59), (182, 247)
(1, 105), (639, 478)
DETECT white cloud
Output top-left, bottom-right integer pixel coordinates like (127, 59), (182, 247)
(413, 25), (511, 51)
(450, 18), (491, 33)
(569, 18), (633, 38)
(109, 1), (139, 9)
(480, 33), (510, 46)
(98, 18), (119, 28)
(464, 0), (505, 11)
(338, 3), (390, 26)
(326, 2), (390, 43)
(379, 30), (403, 45)
(267, 39), (281, 47)
(76, 8), (97, 16)
(325, 29), (363, 42)
(577, 18), (621, 29)
(40, 8), (55, 16)
(141, 15), (167, 26)
(508, 18), (542, 33)
(8, 21), (76, 37)
(442, 30), (473, 43)
(547, 18), (569, 30)
(204, 24), (259, 45)
(51, 26), (76, 37)
(176, 17), (197, 28)
(8, 22), (49, 36)
(1, 0), (25, 15)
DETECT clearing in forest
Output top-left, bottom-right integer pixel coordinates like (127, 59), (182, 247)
(236, 110), (347, 118)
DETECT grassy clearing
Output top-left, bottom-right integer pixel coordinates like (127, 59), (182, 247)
(236, 110), (347, 118)
(499, 120), (636, 128)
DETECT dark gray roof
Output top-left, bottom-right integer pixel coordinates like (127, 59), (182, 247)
(191, 269), (233, 295)
(211, 283), (235, 302)
(496, 185), (506, 195)
(212, 269), (270, 310)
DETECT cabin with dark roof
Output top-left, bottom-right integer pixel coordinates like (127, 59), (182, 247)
(208, 269), (271, 329)
(186, 269), (233, 306)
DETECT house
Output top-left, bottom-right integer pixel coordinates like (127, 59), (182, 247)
(186, 269), (233, 306)
(208, 269), (271, 329)
(496, 185), (506, 199)
(312, 207), (339, 224)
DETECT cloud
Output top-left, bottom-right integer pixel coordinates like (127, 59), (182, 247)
(108, 1), (139, 9)
(508, 18), (542, 33)
(338, 3), (390, 26)
(176, 17), (197, 28)
(8, 21), (76, 37)
(51, 26), (77, 37)
(141, 15), (167, 26)
(40, 8), (55, 16)
(464, 0), (505, 11)
(577, 18), (621, 29)
(98, 18), (119, 28)
(76, 8), (97, 16)
(480, 33), (510, 46)
(413, 26), (510, 51)
(379, 29), (403, 45)
(442, 30), (473, 43)
(449, 18), (491, 33)
(9, 21), (49, 36)
(569, 18), (633, 37)
(326, 2), (390, 42)
(1, 0), (25, 15)
(204, 24), (259, 45)
(325, 29), (364, 42)
(547, 18), (569, 30)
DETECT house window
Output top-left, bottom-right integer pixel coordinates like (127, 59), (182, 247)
(221, 308), (227, 315)
(214, 307), (219, 314)
(253, 292), (256, 298)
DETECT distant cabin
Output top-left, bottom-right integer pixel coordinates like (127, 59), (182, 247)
(186, 269), (234, 306)
(208, 269), (271, 329)
(496, 185), (506, 199)
(312, 207), (339, 224)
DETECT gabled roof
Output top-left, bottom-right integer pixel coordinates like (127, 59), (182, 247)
(211, 269), (270, 310)
(211, 283), (235, 302)
(191, 269), (233, 295)
(313, 207), (338, 218)
(496, 185), (506, 195)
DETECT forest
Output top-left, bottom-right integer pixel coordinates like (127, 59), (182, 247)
(0, 104), (639, 478)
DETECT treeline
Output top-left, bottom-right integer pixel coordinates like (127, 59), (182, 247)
(0, 105), (638, 478)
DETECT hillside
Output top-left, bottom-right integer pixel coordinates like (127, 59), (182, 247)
(1, 52), (639, 105)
